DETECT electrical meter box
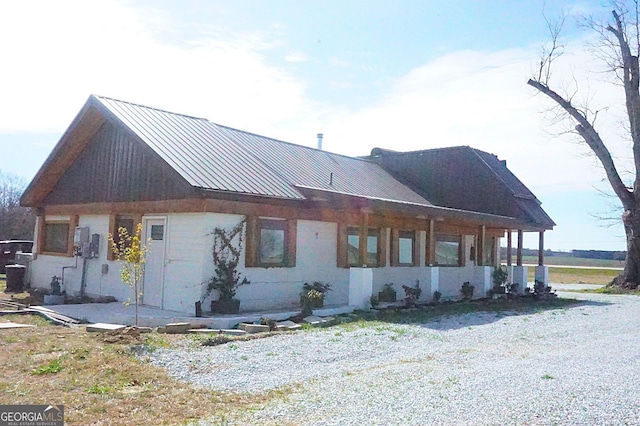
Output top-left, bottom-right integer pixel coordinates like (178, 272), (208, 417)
(74, 227), (90, 247)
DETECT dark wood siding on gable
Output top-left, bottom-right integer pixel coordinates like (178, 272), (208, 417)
(43, 121), (193, 205)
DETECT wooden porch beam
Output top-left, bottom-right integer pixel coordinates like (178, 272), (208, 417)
(506, 230), (512, 266)
(517, 230), (523, 266)
(538, 231), (545, 266)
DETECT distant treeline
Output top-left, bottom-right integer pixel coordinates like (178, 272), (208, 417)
(500, 247), (626, 261)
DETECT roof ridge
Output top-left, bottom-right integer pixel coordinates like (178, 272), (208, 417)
(93, 94), (209, 121)
(371, 145), (471, 157)
(218, 124), (378, 164)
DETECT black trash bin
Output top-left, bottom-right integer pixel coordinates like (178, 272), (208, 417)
(5, 264), (26, 292)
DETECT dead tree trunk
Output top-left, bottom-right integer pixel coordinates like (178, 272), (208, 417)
(528, 8), (640, 288)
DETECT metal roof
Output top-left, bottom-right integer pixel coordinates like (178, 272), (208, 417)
(218, 125), (432, 205)
(95, 96), (432, 206)
(96, 96), (302, 199)
(369, 146), (555, 229)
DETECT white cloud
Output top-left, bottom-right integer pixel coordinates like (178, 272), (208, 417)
(284, 51), (309, 62)
(0, 0), (312, 136)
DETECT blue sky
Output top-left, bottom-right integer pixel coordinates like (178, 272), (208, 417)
(0, 0), (629, 251)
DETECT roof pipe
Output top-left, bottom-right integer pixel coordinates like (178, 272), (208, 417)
(317, 133), (323, 150)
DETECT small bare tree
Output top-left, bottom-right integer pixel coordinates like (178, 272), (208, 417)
(528, 2), (640, 288)
(108, 223), (150, 325)
(0, 170), (35, 240)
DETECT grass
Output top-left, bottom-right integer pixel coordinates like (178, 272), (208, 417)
(514, 255), (624, 268)
(527, 266), (618, 285)
(335, 296), (580, 328)
(564, 286), (640, 296)
(0, 315), (269, 425)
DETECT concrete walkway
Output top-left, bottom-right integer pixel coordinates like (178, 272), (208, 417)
(47, 302), (354, 328)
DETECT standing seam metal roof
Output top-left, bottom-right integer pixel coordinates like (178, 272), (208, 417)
(95, 96), (432, 206)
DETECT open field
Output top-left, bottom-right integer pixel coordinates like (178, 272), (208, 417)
(528, 266), (619, 285)
(512, 255), (624, 268)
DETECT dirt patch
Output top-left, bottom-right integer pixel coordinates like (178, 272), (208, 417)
(100, 327), (144, 344)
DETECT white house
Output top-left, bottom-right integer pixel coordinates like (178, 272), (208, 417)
(20, 95), (554, 315)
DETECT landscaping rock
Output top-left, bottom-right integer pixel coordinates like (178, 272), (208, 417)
(243, 323), (271, 334)
(303, 315), (333, 326)
(189, 328), (247, 336)
(276, 320), (302, 331)
(86, 323), (126, 333)
(164, 322), (191, 334)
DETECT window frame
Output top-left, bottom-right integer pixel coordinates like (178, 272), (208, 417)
(392, 229), (418, 267)
(338, 225), (386, 268)
(38, 215), (78, 257)
(245, 216), (296, 268)
(434, 233), (461, 267)
(483, 236), (496, 266)
(107, 214), (142, 261)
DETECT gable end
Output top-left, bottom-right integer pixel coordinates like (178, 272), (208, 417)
(42, 120), (194, 205)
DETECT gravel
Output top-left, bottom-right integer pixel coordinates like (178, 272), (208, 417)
(145, 291), (640, 425)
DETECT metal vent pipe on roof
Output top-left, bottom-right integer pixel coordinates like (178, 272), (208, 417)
(317, 133), (323, 150)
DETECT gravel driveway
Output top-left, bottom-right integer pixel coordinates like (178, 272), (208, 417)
(148, 291), (640, 425)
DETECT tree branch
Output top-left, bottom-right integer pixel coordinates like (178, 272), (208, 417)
(528, 78), (634, 209)
(608, 9), (640, 191)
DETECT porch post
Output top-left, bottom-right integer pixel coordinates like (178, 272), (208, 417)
(538, 231), (545, 266)
(506, 231), (512, 266)
(516, 230), (523, 266)
(359, 211), (369, 267)
(535, 230), (549, 286)
(426, 219), (435, 266)
(477, 225), (485, 266)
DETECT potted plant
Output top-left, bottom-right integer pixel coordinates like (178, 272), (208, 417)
(460, 281), (475, 300)
(401, 280), (422, 307)
(202, 220), (250, 314)
(300, 281), (332, 310)
(378, 283), (397, 302)
(491, 266), (509, 296)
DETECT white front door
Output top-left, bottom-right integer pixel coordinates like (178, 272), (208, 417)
(142, 218), (166, 308)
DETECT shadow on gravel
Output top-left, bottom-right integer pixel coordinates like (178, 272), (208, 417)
(356, 297), (612, 331)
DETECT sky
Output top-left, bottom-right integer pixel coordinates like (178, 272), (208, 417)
(0, 0), (633, 251)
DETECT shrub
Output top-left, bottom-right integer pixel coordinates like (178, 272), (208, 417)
(460, 281), (475, 300)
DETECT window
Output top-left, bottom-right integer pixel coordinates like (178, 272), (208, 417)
(366, 228), (380, 267)
(392, 230), (416, 266)
(341, 226), (384, 268)
(347, 226), (359, 267)
(435, 234), (460, 266)
(43, 222), (70, 254)
(245, 216), (296, 268)
(259, 219), (286, 265)
(483, 236), (495, 266)
(108, 214), (141, 260)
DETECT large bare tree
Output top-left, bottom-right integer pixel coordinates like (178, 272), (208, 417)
(0, 170), (34, 240)
(528, 2), (640, 288)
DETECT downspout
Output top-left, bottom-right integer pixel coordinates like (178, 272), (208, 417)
(61, 256), (78, 295)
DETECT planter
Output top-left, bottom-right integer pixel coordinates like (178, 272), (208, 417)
(211, 299), (240, 314)
(44, 294), (65, 305)
(378, 290), (397, 303)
